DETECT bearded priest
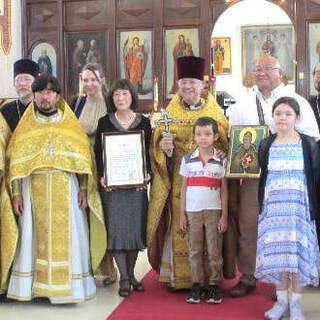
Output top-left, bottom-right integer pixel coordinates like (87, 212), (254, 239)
(147, 56), (229, 289)
(1, 75), (106, 303)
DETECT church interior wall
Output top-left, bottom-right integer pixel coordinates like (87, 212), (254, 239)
(212, 0), (294, 100)
(2, 0), (320, 106)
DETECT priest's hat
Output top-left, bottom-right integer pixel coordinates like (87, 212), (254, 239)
(177, 56), (206, 81)
(14, 59), (39, 79)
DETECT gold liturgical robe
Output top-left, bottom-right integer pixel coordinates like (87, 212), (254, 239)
(0, 114), (10, 176)
(0, 105), (22, 292)
(0, 98), (106, 296)
(147, 93), (229, 289)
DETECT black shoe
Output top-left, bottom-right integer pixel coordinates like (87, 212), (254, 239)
(230, 279), (256, 298)
(118, 279), (131, 297)
(0, 293), (7, 303)
(186, 283), (201, 303)
(103, 274), (117, 286)
(130, 277), (145, 292)
(206, 285), (222, 304)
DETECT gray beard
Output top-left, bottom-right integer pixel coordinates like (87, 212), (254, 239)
(17, 91), (33, 105)
(315, 82), (320, 93)
(18, 91), (31, 100)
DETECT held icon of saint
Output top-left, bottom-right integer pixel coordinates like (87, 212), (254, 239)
(230, 128), (259, 174)
(123, 36), (148, 92)
(169, 34), (194, 94)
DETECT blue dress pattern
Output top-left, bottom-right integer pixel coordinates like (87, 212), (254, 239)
(255, 142), (320, 286)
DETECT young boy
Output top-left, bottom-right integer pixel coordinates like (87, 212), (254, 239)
(180, 117), (228, 304)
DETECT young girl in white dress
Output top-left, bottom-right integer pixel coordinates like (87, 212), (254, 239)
(256, 96), (320, 320)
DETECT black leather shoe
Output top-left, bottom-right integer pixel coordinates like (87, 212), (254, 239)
(103, 274), (117, 286)
(130, 277), (145, 292)
(230, 281), (256, 297)
(118, 279), (131, 297)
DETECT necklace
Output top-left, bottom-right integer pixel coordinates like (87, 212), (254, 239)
(115, 112), (135, 126)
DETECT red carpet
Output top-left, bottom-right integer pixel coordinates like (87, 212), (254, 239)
(107, 271), (274, 320)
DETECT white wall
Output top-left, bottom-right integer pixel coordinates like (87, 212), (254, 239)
(212, 0), (293, 99)
(0, 0), (22, 98)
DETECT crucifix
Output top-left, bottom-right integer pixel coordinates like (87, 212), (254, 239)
(154, 109), (177, 157)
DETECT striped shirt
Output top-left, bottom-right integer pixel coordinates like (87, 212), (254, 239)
(180, 148), (225, 212)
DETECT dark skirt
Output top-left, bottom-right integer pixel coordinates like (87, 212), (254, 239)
(100, 188), (147, 251)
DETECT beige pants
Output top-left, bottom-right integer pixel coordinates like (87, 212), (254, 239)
(187, 210), (223, 285)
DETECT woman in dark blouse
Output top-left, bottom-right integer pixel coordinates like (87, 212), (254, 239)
(94, 79), (151, 297)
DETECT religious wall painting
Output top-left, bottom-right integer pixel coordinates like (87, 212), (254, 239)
(211, 37), (231, 75)
(165, 28), (200, 98)
(31, 42), (57, 77)
(241, 25), (295, 85)
(226, 125), (269, 179)
(308, 22), (320, 96)
(66, 32), (107, 99)
(119, 30), (152, 100)
(0, 1), (4, 15)
(0, 0), (12, 55)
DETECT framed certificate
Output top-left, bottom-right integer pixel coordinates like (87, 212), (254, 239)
(102, 130), (147, 188)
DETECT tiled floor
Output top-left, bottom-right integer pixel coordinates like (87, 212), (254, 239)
(1, 252), (319, 320)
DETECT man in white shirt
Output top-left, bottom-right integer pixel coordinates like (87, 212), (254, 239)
(228, 54), (319, 298)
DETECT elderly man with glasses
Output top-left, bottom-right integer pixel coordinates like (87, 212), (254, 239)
(0, 59), (39, 139)
(147, 56), (229, 291)
(228, 54), (319, 298)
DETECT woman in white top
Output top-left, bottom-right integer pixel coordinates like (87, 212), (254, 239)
(70, 62), (109, 145)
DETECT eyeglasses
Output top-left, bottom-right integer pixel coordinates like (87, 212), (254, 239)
(14, 77), (34, 84)
(314, 71), (320, 76)
(253, 66), (280, 73)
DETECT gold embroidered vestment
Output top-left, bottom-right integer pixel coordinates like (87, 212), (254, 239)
(0, 98), (106, 293)
(147, 93), (228, 289)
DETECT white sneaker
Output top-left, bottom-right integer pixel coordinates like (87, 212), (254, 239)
(264, 301), (290, 320)
(290, 299), (305, 320)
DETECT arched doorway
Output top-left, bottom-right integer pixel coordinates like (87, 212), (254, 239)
(211, 0), (295, 99)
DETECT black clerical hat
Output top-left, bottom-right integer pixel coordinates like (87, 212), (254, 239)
(14, 59), (39, 78)
(177, 56), (206, 80)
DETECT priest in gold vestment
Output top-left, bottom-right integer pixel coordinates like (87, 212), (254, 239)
(147, 56), (229, 289)
(1, 75), (106, 303)
(0, 59), (40, 295)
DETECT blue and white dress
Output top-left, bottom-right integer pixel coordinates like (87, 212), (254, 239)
(255, 142), (320, 286)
